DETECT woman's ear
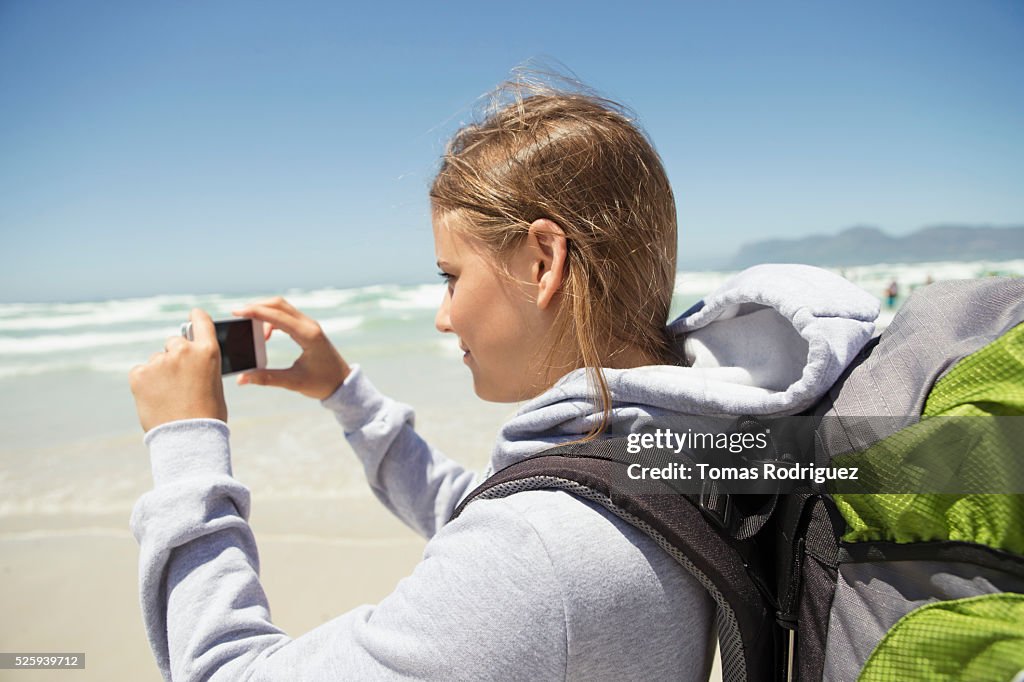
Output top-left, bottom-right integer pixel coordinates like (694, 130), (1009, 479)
(527, 218), (568, 310)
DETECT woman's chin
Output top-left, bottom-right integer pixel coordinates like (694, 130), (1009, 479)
(471, 376), (514, 403)
(471, 380), (497, 402)
(473, 382), (539, 404)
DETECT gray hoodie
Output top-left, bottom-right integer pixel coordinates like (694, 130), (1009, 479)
(130, 264), (879, 681)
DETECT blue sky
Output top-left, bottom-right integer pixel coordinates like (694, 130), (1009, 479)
(2, 0), (1022, 302)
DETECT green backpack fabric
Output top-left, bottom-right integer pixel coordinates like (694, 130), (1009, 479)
(836, 320), (1024, 554)
(828, 320), (1024, 680)
(860, 593), (1024, 681)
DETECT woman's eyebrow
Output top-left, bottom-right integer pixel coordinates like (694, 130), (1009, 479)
(437, 260), (454, 269)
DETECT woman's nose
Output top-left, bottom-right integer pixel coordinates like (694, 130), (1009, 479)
(435, 289), (453, 334)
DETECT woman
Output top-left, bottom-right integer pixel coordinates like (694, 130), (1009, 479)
(129, 81), (878, 681)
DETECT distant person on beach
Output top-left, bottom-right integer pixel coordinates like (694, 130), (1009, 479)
(886, 279), (899, 308)
(128, 76), (877, 680)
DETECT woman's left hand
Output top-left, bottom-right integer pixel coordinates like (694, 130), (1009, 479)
(129, 308), (228, 432)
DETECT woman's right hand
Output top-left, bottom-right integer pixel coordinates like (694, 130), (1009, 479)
(232, 297), (351, 400)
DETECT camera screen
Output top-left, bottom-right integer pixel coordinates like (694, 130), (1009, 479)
(215, 319), (257, 375)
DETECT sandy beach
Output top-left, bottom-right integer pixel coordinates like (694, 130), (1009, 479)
(0, 501), (426, 682)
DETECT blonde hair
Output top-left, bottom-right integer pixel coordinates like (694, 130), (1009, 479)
(430, 77), (679, 439)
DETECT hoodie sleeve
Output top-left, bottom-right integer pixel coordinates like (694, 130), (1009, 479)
(128, 420), (567, 681)
(320, 364), (481, 538)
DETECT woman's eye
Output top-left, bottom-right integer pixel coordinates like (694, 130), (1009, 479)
(437, 271), (456, 289)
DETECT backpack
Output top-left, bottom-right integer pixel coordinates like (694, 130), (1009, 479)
(450, 277), (1024, 682)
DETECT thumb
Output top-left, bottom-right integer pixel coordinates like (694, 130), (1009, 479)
(237, 368), (296, 390)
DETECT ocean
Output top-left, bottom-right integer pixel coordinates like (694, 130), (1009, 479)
(1, 259), (1021, 527)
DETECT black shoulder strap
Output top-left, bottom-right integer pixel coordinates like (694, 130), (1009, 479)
(450, 440), (779, 682)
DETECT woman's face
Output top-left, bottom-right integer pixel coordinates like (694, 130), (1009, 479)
(432, 212), (556, 402)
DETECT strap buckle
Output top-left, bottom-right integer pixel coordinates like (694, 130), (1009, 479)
(698, 479), (734, 531)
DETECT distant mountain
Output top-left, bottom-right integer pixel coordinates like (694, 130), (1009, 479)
(730, 225), (1024, 268)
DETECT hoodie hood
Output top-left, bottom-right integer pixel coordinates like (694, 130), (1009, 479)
(490, 264), (880, 473)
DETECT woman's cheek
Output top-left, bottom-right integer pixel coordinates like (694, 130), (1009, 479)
(448, 293), (476, 344)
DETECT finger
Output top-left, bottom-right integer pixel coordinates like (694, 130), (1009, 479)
(129, 364), (148, 395)
(231, 304), (317, 348)
(189, 309), (217, 348)
(234, 296), (307, 324)
(164, 335), (188, 352)
(235, 296), (302, 315)
(249, 319), (273, 341)
(227, 305), (273, 341)
(233, 298), (305, 325)
(237, 368), (297, 390)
